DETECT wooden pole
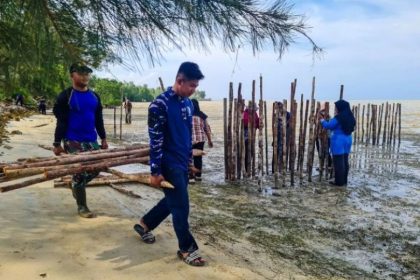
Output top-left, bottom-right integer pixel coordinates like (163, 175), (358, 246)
(339, 85), (344, 100)
(223, 98), (228, 180)
(297, 94), (304, 173)
(313, 102), (321, 181)
(251, 80), (256, 178)
(232, 98), (238, 180)
(376, 103), (383, 145)
(371, 105), (377, 145)
(323, 102), (330, 180)
(357, 104), (361, 143)
(236, 83), (243, 179)
(398, 103), (402, 144)
(264, 101), (269, 175)
(382, 102), (389, 145)
(393, 103), (398, 146)
(281, 100), (287, 187)
(120, 88), (123, 140)
(361, 105), (365, 143)
(290, 100), (297, 186)
(366, 103), (370, 144)
(258, 76), (264, 180)
(158, 77), (165, 91)
(227, 83), (234, 180)
(299, 99), (309, 183)
(240, 98), (246, 178)
(388, 103), (395, 145)
(317, 102), (325, 181)
(247, 100), (252, 177)
(306, 77), (316, 182)
(273, 102), (279, 188)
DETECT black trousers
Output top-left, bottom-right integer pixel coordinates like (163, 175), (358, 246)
(192, 142), (205, 177)
(333, 153), (349, 186)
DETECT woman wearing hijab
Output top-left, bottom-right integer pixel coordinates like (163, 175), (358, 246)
(319, 100), (356, 186)
(191, 99), (213, 182)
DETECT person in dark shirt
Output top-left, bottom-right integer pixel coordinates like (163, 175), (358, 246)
(52, 62), (108, 218)
(133, 62), (206, 267)
(124, 98), (133, 124)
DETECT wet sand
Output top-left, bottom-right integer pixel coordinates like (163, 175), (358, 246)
(1, 100), (419, 279)
(0, 114), (309, 279)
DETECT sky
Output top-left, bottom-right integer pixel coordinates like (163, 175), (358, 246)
(96, 0), (420, 101)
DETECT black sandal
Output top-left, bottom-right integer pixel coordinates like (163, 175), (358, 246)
(133, 224), (155, 244)
(177, 250), (206, 266)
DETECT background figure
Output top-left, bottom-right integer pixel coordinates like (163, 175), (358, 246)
(191, 99), (213, 182)
(38, 97), (47, 114)
(319, 100), (356, 186)
(124, 98), (132, 124)
(15, 93), (24, 106)
(53, 62), (108, 218)
(242, 105), (259, 173)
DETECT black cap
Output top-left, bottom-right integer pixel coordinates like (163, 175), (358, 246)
(69, 62), (93, 74)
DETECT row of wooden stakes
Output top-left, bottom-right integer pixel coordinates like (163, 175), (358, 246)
(223, 76), (402, 187)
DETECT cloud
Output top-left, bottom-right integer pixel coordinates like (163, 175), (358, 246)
(96, 0), (420, 101)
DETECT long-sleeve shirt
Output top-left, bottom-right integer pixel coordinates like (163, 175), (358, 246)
(321, 117), (352, 155)
(53, 88), (106, 143)
(192, 116), (211, 144)
(148, 87), (193, 176)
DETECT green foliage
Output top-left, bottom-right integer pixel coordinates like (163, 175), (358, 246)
(0, 0), (320, 103)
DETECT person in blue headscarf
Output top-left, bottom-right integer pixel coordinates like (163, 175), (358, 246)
(319, 100), (356, 186)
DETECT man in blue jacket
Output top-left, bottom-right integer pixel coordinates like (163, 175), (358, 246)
(52, 62), (108, 218)
(134, 62), (206, 266)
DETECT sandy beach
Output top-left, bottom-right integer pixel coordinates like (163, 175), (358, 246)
(0, 113), (312, 280)
(1, 100), (419, 280)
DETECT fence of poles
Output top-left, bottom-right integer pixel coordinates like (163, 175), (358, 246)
(223, 77), (402, 186)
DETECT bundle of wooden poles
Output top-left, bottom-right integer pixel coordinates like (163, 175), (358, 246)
(0, 144), (175, 193)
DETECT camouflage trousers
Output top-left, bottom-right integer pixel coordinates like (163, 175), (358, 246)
(64, 140), (100, 189)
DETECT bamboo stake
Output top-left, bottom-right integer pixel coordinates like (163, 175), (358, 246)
(258, 99), (264, 184)
(398, 103), (402, 144)
(236, 83), (243, 179)
(382, 102), (389, 145)
(281, 100), (287, 187)
(357, 104), (361, 143)
(114, 107), (117, 138)
(54, 178), (135, 188)
(297, 94), (303, 172)
(393, 103), (398, 146)
(361, 105), (365, 143)
(120, 88), (123, 140)
(228, 83), (234, 180)
(251, 80), (256, 178)
(290, 100), (297, 186)
(376, 104), (383, 145)
(323, 102), (330, 180)
(264, 101), (269, 175)
(389, 103), (395, 145)
(246, 101), (252, 177)
(366, 103), (370, 145)
(106, 168), (174, 189)
(240, 99), (246, 178)
(306, 77), (316, 182)
(232, 98), (238, 180)
(317, 102), (325, 182)
(371, 105), (377, 145)
(158, 77), (165, 91)
(299, 99), (309, 183)
(273, 102), (279, 188)
(223, 98), (228, 180)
